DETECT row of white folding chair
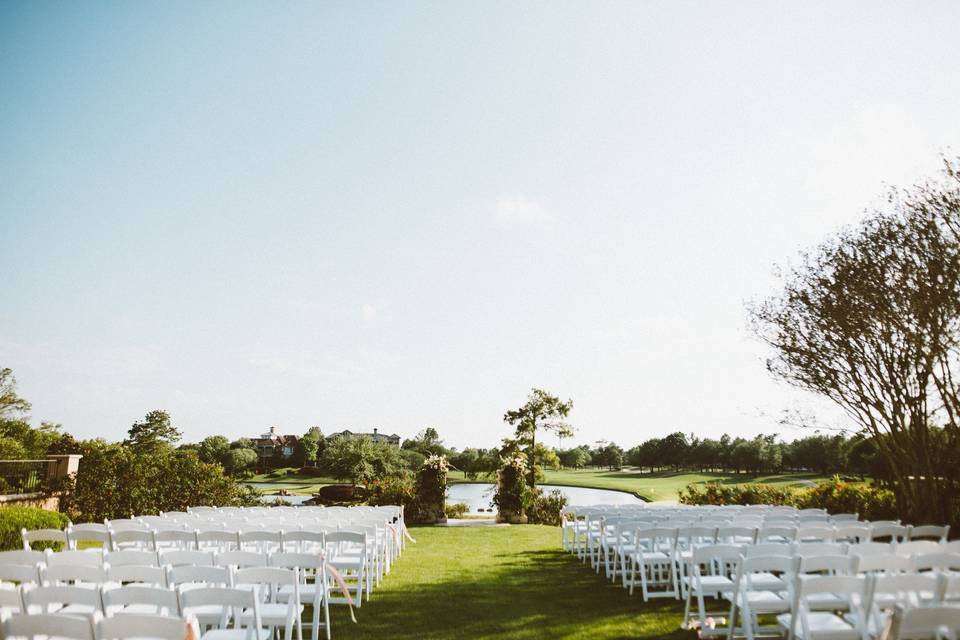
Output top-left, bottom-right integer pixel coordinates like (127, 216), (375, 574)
(1, 611), (199, 640)
(0, 564), (327, 640)
(680, 544), (960, 639)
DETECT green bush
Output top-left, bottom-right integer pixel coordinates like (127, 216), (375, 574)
(368, 474), (416, 509)
(0, 506), (69, 551)
(797, 479), (897, 521)
(527, 488), (568, 526)
(678, 482), (797, 506)
(444, 502), (470, 518)
(679, 478), (899, 522)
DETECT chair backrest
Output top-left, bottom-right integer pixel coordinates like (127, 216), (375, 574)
(745, 542), (793, 558)
(160, 550), (215, 567)
(326, 530), (367, 546)
(215, 550), (268, 569)
(834, 525), (871, 543)
(716, 526), (757, 544)
(0, 583), (23, 612)
(270, 551), (324, 570)
(2, 612), (95, 639)
(166, 564), (231, 587)
(793, 542), (846, 557)
(281, 530), (325, 552)
(102, 584), (179, 616)
(96, 613), (195, 640)
(105, 550), (159, 567)
(41, 563), (108, 585)
(178, 586), (261, 630)
(854, 553), (914, 574)
(795, 525), (836, 542)
(0, 563), (41, 584)
(848, 541), (894, 557)
(757, 526), (798, 543)
(912, 553), (960, 573)
(789, 574), (869, 640)
(21, 583), (103, 614)
(871, 573), (941, 607)
(66, 527), (110, 550)
(152, 529), (197, 550)
(896, 540), (942, 556)
(106, 564), (168, 587)
(196, 530), (240, 551)
(109, 529), (155, 551)
(907, 524), (949, 542)
(21, 528), (68, 551)
(232, 566), (299, 599)
(894, 604), (960, 640)
(871, 523), (910, 542)
(831, 513), (860, 522)
(45, 549), (104, 567)
(105, 518), (146, 531)
(0, 550), (45, 566)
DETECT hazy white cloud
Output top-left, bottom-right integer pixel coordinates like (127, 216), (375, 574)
(493, 195), (555, 227)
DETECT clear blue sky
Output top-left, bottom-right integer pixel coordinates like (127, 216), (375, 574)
(2, 1), (959, 449)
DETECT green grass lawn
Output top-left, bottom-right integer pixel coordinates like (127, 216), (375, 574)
(327, 525), (696, 640)
(250, 468), (831, 501)
(450, 468), (829, 502)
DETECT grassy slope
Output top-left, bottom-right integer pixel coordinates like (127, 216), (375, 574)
(250, 468), (830, 500)
(328, 525), (695, 640)
(450, 468), (829, 502)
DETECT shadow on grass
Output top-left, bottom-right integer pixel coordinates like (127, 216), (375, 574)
(329, 537), (697, 640)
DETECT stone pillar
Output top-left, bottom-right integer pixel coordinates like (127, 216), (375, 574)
(46, 454), (83, 481)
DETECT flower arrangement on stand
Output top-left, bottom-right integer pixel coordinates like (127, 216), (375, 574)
(414, 454), (449, 524)
(494, 453), (532, 524)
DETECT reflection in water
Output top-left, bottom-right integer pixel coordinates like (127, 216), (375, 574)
(447, 483), (643, 513)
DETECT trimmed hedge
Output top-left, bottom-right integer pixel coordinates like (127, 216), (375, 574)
(679, 478), (898, 522)
(0, 506), (70, 551)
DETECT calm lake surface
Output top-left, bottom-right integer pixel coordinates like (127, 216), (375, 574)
(447, 483), (644, 513)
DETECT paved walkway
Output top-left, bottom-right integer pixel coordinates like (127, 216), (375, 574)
(441, 517), (507, 527)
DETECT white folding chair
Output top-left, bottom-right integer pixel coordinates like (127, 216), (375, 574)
(683, 544), (743, 637)
(271, 552), (331, 640)
(777, 574), (870, 640)
(727, 554), (798, 640)
(0, 563), (42, 586)
(325, 531), (367, 608)
(862, 573), (942, 636)
(197, 531), (240, 553)
(625, 526), (677, 600)
(896, 541), (943, 557)
(67, 524), (110, 551)
(233, 566), (302, 640)
(0, 550), (46, 566)
(0, 582), (25, 617)
(1, 612), (95, 639)
(178, 586), (265, 639)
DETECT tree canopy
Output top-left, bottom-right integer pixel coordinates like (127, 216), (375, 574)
(503, 388), (573, 488)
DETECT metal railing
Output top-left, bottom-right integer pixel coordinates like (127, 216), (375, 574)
(0, 459), (49, 495)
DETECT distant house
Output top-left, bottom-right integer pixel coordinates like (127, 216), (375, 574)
(252, 426), (299, 466)
(326, 427), (401, 447)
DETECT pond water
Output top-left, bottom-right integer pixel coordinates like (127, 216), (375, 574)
(447, 483), (645, 514)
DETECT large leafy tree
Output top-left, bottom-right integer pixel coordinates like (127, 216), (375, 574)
(752, 159), (960, 526)
(125, 410), (182, 452)
(320, 435), (403, 486)
(0, 367), (66, 458)
(503, 388), (573, 488)
(295, 427), (324, 466)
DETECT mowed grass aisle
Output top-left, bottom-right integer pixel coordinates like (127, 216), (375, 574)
(329, 525), (698, 640)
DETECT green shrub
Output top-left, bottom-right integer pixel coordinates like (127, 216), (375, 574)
(527, 488), (568, 526)
(444, 502), (470, 518)
(679, 478), (899, 522)
(368, 474), (416, 508)
(678, 482), (797, 506)
(0, 506), (69, 551)
(797, 479), (897, 520)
